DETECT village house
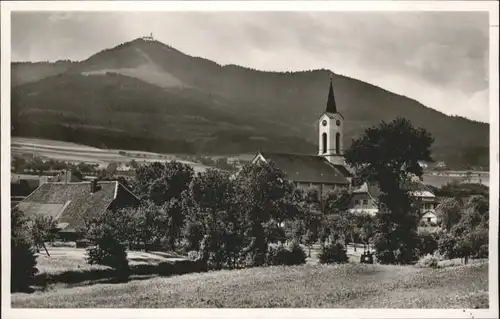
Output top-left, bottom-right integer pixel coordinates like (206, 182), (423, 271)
(15, 180), (140, 241)
(10, 170), (81, 206)
(347, 181), (439, 224)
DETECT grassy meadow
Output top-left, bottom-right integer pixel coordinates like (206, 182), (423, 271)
(12, 261), (488, 308)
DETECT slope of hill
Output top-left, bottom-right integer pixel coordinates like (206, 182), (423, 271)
(11, 38), (489, 168)
(11, 60), (76, 86)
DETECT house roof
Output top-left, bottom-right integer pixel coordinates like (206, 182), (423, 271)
(257, 152), (350, 185)
(353, 179), (435, 199)
(17, 181), (139, 233)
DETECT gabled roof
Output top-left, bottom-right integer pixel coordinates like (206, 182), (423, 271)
(17, 181), (139, 232)
(257, 152), (350, 185)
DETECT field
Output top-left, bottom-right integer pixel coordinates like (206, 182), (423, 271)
(11, 137), (211, 173)
(35, 247), (185, 275)
(12, 262), (488, 308)
(423, 173), (489, 187)
(11, 137), (490, 187)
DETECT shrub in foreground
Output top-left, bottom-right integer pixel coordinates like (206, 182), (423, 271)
(156, 260), (207, 276)
(416, 253), (439, 268)
(86, 237), (130, 281)
(318, 242), (349, 264)
(84, 208), (132, 281)
(287, 242), (307, 265)
(266, 244), (288, 266)
(266, 242), (307, 266)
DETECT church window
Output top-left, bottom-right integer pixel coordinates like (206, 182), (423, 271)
(363, 199), (368, 206)
(335, 132), (341, 154)
(322, 133), (327, 154)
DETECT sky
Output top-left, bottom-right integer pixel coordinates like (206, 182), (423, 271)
(11, 11), (490, 123)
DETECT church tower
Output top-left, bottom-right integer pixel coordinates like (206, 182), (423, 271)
(318, 77), (345, 166)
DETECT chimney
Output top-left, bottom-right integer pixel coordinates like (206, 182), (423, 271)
(90, 179), (98, 193)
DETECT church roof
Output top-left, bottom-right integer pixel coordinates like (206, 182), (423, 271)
(257, 152), (350, 185)
(326, 78), (338, 114)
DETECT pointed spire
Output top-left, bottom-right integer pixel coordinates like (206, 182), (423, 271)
(326, 75), (337, 113)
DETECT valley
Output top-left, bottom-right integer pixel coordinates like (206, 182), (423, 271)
(10, 137), (489, 187)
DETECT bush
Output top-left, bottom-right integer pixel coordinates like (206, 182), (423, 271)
(318, 242), (349, 264)
(156, 260), (207, 276)
(373, 230), (419, 265)
(287, 242), (307, 265)
(416, 253), (439, 268)
(266, 243), (306, 266)
(86, 236), (129, 281)
(266, 244), (288, 266)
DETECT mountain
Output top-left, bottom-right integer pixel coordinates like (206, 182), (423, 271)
(11, 60), (76, 86)
(11, 38), (489, 169)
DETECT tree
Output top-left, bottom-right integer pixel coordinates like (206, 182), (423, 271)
(29, 215), (58, 257)
(438, 195), (489, 264)
(186, 169), (243, 269)
(344, 117), (434, 264)
(70, 168), (84, 181)
(84, 208), (134, 280)
(436, 198), (462, 231)
(436, 181), (489, 199)
(284, 219), (306, 245)
(183, 220), (204, 251)
(315, 189), (349, 247)
(288, 187), (321, 255)
(133, 161), (194, 205)
(214, 157), (235, 171)
(129, 159), (139, 169)
(323, 209), (355, 248)
(163, 198), (184, 250)
(356, 212), (376, 251)
(129, 201), (167, 252)
(321, 188), (350, 214)
(12, 156), (27, 173)
(320, 188), (356, 248)
(11, 207), (38, 292)
(236, 162), (290, 266)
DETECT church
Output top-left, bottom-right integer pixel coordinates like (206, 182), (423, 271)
(251, 78), (352, 196)
(251, 79), (439, 223)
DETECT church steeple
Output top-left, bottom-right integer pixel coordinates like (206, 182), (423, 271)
(319, 77), (345, 166)
(326, 77), (337, 113)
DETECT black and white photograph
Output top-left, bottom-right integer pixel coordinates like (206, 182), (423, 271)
(1, 1), (498, 318)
